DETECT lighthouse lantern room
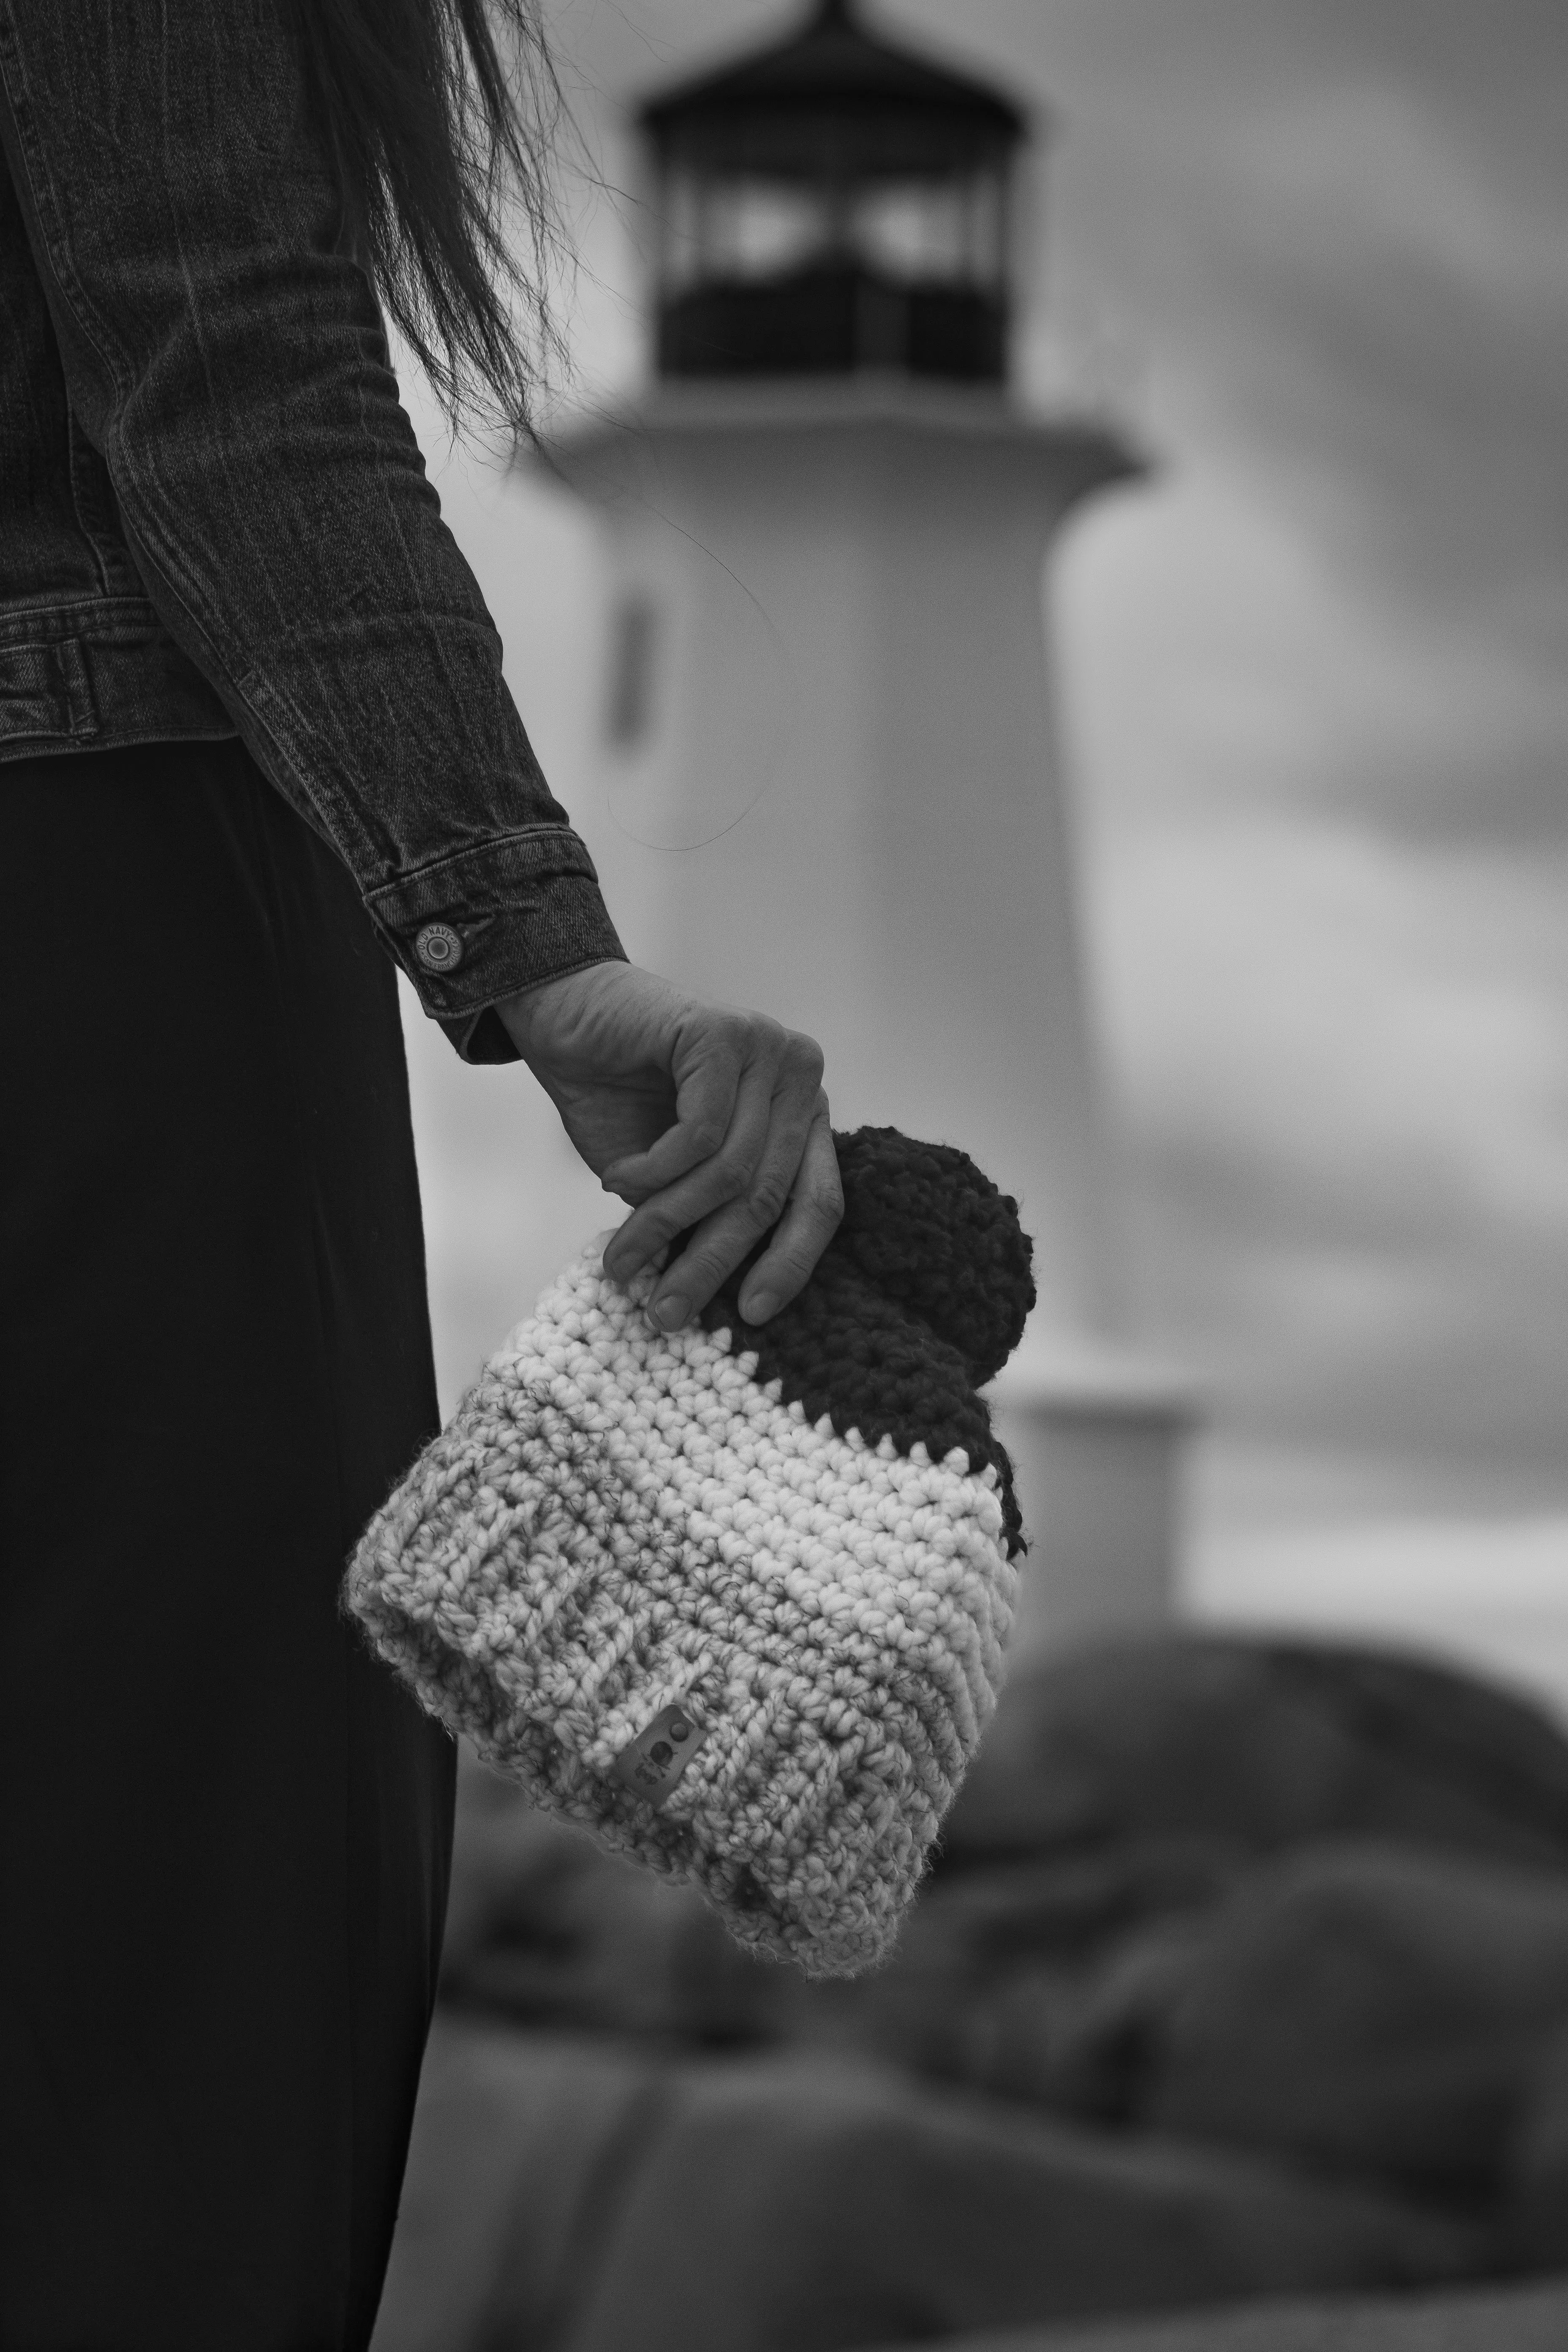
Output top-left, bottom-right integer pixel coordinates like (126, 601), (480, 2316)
(641, 0), (1023, 382)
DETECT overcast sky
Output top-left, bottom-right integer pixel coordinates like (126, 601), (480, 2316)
(393, 0), (1568, 1680)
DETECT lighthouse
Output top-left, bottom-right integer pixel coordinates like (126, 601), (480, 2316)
(535, 0), (1197, 1655)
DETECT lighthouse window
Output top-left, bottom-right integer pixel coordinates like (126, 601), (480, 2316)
(713, 180), (833, 280)
(604, 593), (660, 748)
(659, 168), (841, 288)
(854, 176), (1003, 287)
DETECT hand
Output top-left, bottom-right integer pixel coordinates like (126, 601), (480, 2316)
(496, 960), (842, 1330)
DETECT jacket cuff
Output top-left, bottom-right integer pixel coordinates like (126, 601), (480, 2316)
(365, 827), (628, 1064)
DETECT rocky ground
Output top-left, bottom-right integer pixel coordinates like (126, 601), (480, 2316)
(370, 1632), (1568, 2352)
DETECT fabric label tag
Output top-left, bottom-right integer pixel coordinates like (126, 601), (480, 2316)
(612, 1703), (702, 1808)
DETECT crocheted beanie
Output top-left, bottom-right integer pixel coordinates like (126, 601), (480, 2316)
(344, 1126), (1037, 1978)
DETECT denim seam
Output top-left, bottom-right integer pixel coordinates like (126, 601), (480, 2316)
(0, 596), (180, 643)
(363, 826), (596, 901)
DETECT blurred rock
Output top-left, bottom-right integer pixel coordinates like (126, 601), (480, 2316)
(377, 1638), (1568, 2350)
(958, 1902), (1218, 2123)
(938, 1635), (1568, 1874)
(1144, 1840), (1568, 2200)
(374, 2014), (1484, 2352)
(1501, 2019), (1568, 2273)
(844, 1838), (1239, 2108)
(857, 2275), (1568, 2352)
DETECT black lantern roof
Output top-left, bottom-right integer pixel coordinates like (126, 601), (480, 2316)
(637, 0), (1029, 182)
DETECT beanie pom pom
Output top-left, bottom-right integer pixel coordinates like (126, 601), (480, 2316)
(830, 1126), (1036, 1386)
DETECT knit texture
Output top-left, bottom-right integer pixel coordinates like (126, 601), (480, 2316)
(344, 1126), (1037, 1977)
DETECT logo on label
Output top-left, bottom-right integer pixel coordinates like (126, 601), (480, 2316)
(612, 1703), (701, 1807)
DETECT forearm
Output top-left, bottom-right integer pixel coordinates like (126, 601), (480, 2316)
(0, 0), (623, 1056)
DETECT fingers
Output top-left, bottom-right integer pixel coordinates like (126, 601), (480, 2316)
(624, 1055), (783, 1306)
(600, 1026), (779, 1285)
(602, 1020), (835, 1324)
(736, 1100), (843, 1322)
(598, 1013), (749, 1205)
(649, 1082), (839, 1328)
(607, 1045), (817, 1311)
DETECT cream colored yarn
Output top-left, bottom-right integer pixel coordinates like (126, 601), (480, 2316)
(344, 1237), (1019, 1978)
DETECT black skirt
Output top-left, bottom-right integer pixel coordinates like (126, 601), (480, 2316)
(0, 735), (457, 2351)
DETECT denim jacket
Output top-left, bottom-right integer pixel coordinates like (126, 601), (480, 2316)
(0, 0), (625, 1062)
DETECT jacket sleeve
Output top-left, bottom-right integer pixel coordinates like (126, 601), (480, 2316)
(0, 0), (626, 1063)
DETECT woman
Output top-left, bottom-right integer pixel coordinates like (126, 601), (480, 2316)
(0, 1), (841, 2344)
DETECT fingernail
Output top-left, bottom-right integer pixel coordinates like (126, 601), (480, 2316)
(652, 1293), (689, 1332)
(743, 1289), (778, 1325)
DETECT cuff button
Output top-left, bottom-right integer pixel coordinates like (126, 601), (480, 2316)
(415, 922), (463, 974)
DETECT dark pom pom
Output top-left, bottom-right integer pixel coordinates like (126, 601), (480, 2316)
(828, 1127), (1036, 1386)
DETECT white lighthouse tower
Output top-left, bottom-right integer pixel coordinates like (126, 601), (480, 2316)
(537, 0), (1196, 1655)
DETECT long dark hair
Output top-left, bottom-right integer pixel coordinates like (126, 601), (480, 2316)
(284, 0), (575, 453)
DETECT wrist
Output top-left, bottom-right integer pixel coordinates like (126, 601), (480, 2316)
(495, 957), (627, 1060)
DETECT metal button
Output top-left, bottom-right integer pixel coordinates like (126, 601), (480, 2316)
(415, 922), (462, 974)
